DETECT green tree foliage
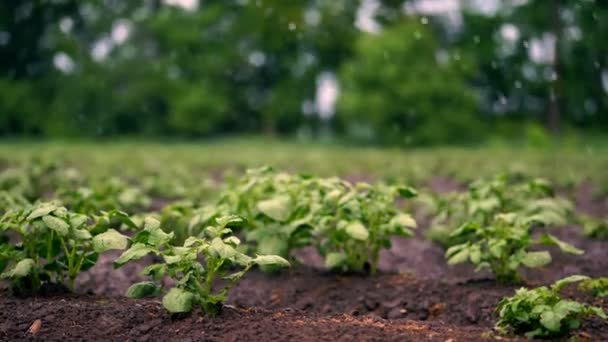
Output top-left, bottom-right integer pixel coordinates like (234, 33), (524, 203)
(336, 20), (481, 145)
(0, 0), (606, 143)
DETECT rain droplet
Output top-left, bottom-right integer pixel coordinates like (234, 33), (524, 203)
(414, 31), (422, 40)
(420, 17), (428, 25)
(288, 22), (296, 31)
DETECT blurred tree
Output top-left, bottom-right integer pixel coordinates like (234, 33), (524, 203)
(453, 0), (608, 134)
(336, 20), (481, 146)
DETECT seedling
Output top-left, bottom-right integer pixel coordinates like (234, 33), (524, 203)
(115, 215), (290, 314)
(580, 215), (608, 240)
(496, 275), (607, 338)
(579, 277), (608, 298)
(426, 175), (573, 249)
(446, 213), (583, 284)
(0, 202), (129, 293)
(313, 182), (417, 275)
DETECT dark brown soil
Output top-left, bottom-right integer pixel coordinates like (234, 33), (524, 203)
(1, 182), (607, 341)
(0, 294), (499, 342)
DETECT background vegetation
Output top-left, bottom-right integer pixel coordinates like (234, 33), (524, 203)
(1, 1), (606, 145)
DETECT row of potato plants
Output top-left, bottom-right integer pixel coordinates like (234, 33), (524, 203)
(1, 168), (607, 337)
(1, 169), (604, 285)
(0, 202), (290, 314)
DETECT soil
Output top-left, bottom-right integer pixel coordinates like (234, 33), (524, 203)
(1, 182), (607, 341)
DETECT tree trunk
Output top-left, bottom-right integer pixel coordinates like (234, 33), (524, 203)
(547, 0), (562, 134)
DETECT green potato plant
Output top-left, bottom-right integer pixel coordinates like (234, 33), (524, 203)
(579, 215), (608, 240)
(446, 213), (583, 284)
(57, 177), (150, 214)
(579, 277), (608, 298)
(114, 215), (290, 314)
(496, 275), (607, 338)
(426, 175), (573, 249)
(203, 167), (417, 274)
(0, 202), (130, 293)
(312, 182), (417, 275)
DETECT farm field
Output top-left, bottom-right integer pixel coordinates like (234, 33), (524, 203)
(1, 140), (607, 341)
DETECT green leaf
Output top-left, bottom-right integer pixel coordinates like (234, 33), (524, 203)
(588, 306), (607, 320)
(540, 234), (584, 255)
(554, 300), (583, 316)
(215, 215), (246, 228)
(521, 251), (552, 268)
(1, 258), (35, 279)
(552, 275), (590, 292)
(397, 186), (418, 198)
(141, 264), (166, 280)
(253, 255), (290, 268)
(324, 252), (347, 269)
(256, 236), (288, 257)
(257, 195), (292, 222)
(114, 243), (154, 268)
(540, 311), (562, 332)
(162, 287), (195, 313)
(26, 204), (58, 221)
(146, 225), (174, 247)
(93, 229), (129, 253)
(69, 214), (88, 228)
(447, 247), (469, 265)
(223, 236), (241, 247)
(143, 217), (161, 231)
(525, 212), (566, 227)
(42, 215), (69, 236)
(344, 221), (369, 241)
(469, 245), (481, 264)
(224, 270), (246, 282)
(72, 228), (92, 240)
(390, 213), (417, 229)
(126, 281), (161, 299)
(209, 237), (252, 265)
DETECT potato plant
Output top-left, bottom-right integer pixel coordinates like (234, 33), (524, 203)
(199, 167), (417, 274)
(114, 215), (290, 314)
(496, 275), (607, 338)
(425, 175), (573, 248)
(446, 213), (583, 284)
(312, 182), (417, 274)
(57, 178), (150, 214)
(0, 202), (129, 293)
(579, 215), (608, 240)
(579, 277), (608, 298)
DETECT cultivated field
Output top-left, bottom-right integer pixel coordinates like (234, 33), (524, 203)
(1, 140), (607, 341)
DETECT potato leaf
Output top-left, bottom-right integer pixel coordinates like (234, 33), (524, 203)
(256, 195), (292, 222)
(521, 251), (552, 268)
(162, 287), (195, 313)
(126, 281), (161, 299)
(42, 215), (69, 236)
(344, 221), (369, 241)
(1, 258), (35, 279)
(93, 229), (129, 253)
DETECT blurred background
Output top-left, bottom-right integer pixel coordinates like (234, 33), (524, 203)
(0, 0), (606, 146)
